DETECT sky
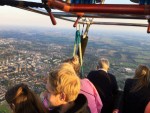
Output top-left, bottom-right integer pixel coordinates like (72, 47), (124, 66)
(0, 0), (148, 33)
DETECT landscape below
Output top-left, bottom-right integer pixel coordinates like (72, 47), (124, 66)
(0, 26), (150, 112)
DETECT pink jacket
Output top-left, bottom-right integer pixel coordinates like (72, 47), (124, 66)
(80, 78), (103, 113)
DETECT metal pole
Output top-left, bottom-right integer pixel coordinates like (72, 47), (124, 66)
(47, 0), (150, 15)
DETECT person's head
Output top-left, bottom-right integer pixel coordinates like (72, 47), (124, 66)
(5, 83), (48, 113)
(97, 58), (110, 71)
(46, 63), (80, 108)
(63, 55), (80, 75)
(132, 64), (150, 92)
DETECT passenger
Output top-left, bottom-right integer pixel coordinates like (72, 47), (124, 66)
(5, 83), (48, 113)
(87, 58), (119, 113)
(63, 55), (103, 113)
(41, 63), (90, 113)
(122, 64), (150, 113)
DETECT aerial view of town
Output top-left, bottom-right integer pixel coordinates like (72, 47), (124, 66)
(0, 26), (150, 112)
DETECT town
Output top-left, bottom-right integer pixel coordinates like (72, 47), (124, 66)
(0, 38), (66, 104)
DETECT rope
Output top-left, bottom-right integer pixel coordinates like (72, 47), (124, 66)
(79, 18), (93, 77)
(73, 27), (83, 64)
(83, 18), (93, 39)
(74, 18), (93, 78)
(73, 25), (80, 56)
(73, 25), (84, 78)
(83, 22), (91, 39)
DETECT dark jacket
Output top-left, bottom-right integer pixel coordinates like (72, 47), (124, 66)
(50, 94), (91, 113)
(123, 79), (150, 113)
(87, 70), (119, 113)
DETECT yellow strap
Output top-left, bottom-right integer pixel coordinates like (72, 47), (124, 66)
(73, 43), (76, 56)
(79, 43), (83, 65)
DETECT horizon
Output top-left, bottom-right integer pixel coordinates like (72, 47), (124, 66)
(0, 24), (149, 36)
(0, 25), (149, 39)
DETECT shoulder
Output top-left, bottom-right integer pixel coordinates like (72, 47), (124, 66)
(125, 78), (134, 85)
(81, 78), (91, 84)
(124, 78), (134, 91)
(108, 73), (116, 79)
(108, 73), (118, 83)
(80, 79), (91, 88)
(87, 70), (98, 77)
(88, 70), (107, 76)
(88, 70), (98, 74)
(81, 78), (95, 92)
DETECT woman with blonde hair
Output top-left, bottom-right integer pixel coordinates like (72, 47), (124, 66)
(41, 62), (90, 113)
(123, 64), (150, 113)
(5, 83), (48, 113)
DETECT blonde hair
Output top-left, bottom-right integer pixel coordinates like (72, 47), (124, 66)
(48, 63), (80, 102)
(63, 55), (80, 75)
(98, 58), (110, 68)
(131, 64), (150, 92)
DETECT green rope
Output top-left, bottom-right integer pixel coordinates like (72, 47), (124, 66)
(73, 30), (84, 78)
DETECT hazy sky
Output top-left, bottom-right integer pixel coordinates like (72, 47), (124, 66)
(0, 0), (148, 33)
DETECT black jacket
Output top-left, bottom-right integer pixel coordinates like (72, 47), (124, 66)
(123, 79), (150, 113)
(87, 70), (119, 113)
(50, 94), (90, 113)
